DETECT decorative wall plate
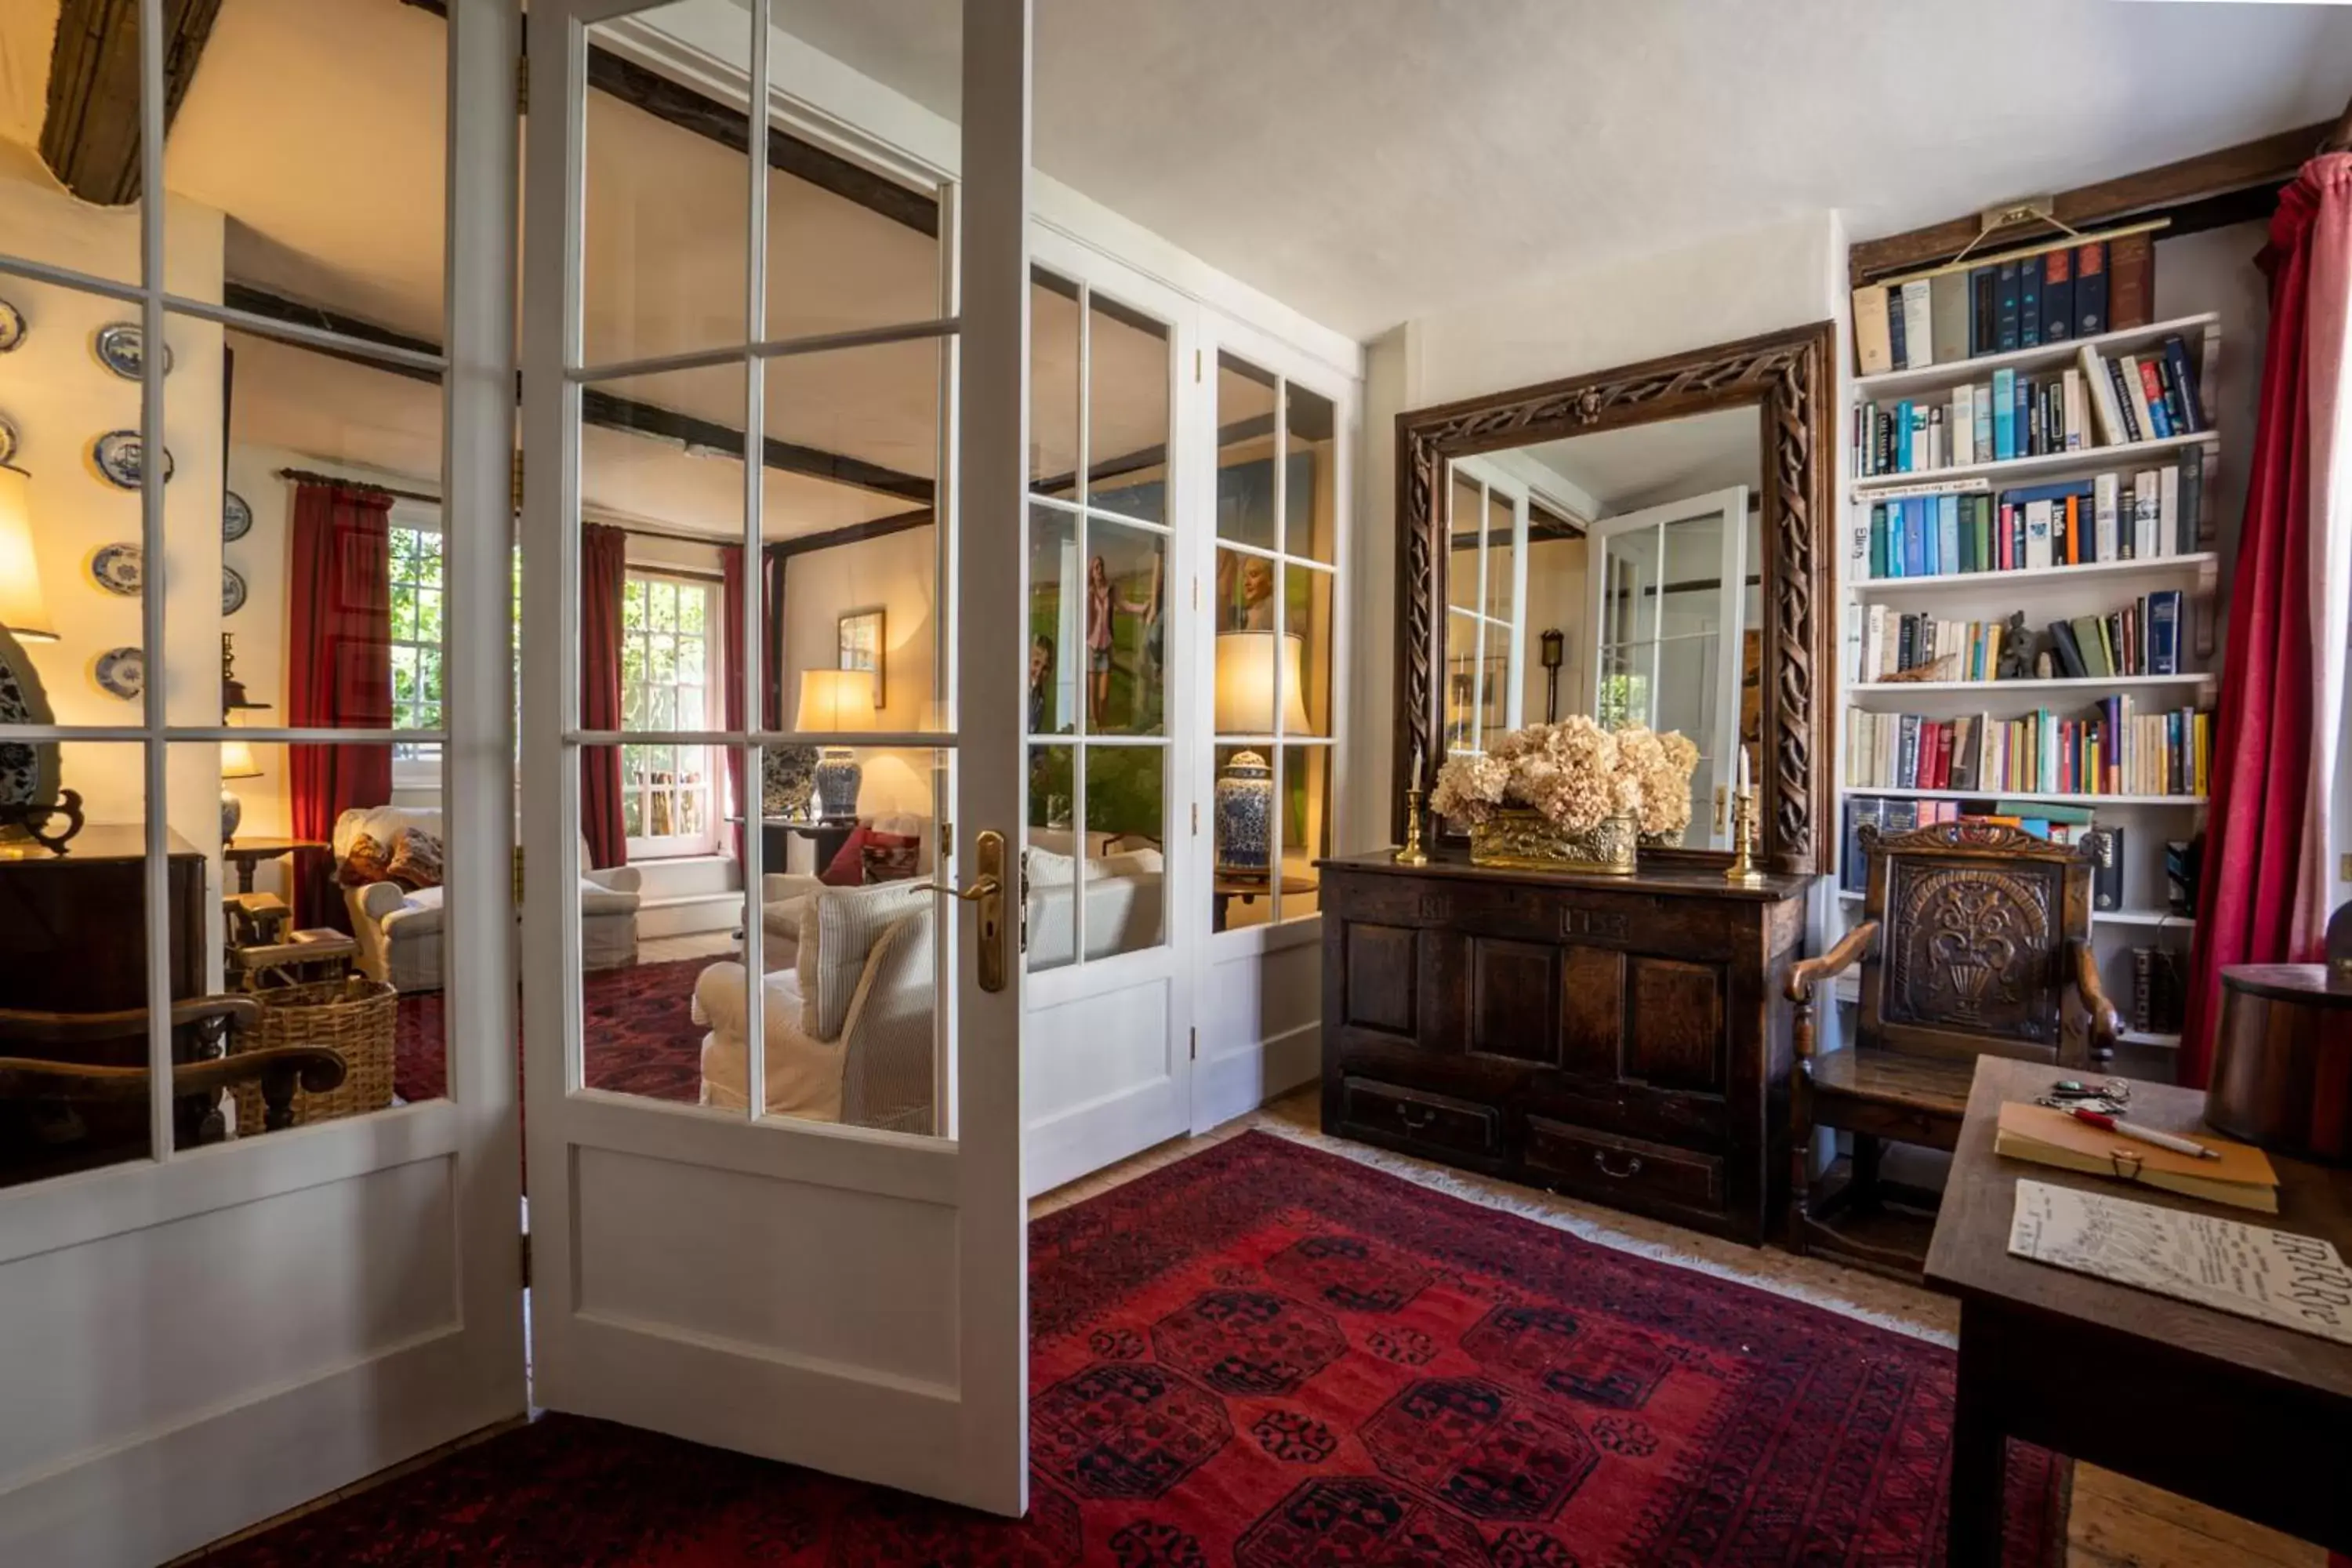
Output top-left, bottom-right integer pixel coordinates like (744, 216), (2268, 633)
(93, 645), (143, 700)
(93, 321), (170, 380)
(92, 430), (172, 489)
(221, 565), (247, 615)
(0, 298), (23, 354)
(87, 542), (143, 596)
(222, 489), (252, 541)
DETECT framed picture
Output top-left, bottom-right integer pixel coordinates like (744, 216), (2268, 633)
(837, 606), (885, 707)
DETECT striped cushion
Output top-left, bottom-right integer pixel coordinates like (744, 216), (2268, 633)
(800, 879), (931, 1040)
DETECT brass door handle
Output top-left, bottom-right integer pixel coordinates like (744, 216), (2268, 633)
(931, 875), (1000, 903)
(960, 831), (1008, 993)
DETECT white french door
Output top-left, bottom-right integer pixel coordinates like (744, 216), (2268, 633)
(521, 0), (1031, 1515)
(0, 2), (524, 1564)
(1585, 485), (1750, 848)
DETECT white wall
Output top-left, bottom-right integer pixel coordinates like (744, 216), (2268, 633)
(1348, 212), (1846, 853)
(0, 136), (225, 852)
(779, 523), (940, 816)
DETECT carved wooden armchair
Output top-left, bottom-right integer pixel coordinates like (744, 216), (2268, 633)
(0, 997), (347, 1183)
(1787, 821), (2121, 1277)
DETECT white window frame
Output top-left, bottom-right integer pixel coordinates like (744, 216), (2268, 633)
(389, 503), (448, 789)
(619, 567), (722, 859)
(1443, 457), (1532, 754)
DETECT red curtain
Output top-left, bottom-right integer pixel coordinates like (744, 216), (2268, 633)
(2180, 167), (2331, 1087)
(287, 482), (394, 929)
(580, 523), (628, 869)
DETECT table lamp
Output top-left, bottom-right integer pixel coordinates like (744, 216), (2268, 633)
(0, 459), (58, 643)
(797, 668), (878, 820)
(1212, 632), (1312, 877)
(220, 737), (262, 842)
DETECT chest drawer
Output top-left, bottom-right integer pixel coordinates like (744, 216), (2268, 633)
(1338, 1076), (1502, 1167)
(1524, 1115), (1724, 1214)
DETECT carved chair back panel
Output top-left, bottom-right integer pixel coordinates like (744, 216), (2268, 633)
(1857, 822), (2095, 1066)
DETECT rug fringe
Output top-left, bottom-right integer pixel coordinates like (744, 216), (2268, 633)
(1241, 1120), (1958, 1348)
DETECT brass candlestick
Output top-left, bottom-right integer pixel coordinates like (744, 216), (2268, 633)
(1723, 786), (1763, 885)
(1395, 786), (1430, 866)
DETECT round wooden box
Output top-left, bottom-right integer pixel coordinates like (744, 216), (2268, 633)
(2205, 964), (2352, 1164)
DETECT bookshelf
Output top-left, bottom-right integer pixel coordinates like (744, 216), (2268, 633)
(1836, 307), (2219, 1066)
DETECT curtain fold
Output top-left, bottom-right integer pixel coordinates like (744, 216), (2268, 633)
(580, 523), (628, 869)
(720, 545), (746, 862)
(286, 481), (394, 930)
(2296, 154), (2352, 959)
(2180, 158), (2340, 1086)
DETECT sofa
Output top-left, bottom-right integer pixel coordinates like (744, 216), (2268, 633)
(334, 805), (642, 992)
(699, 845), (1167, 1127)
(755, 811), (937, 973)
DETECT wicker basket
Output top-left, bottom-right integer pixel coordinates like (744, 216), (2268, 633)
(229, 975), (398, 1133)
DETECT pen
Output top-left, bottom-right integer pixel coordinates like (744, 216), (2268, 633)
(2068, 1107), (2220, 1160)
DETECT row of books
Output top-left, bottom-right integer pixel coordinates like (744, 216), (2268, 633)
(1860, 456), (2203, 579)
(1854, 335), (2206, 477)
(1858, 590), (2186, 684)
(1845, 702), (2212, 797)
(1839, 795), (2124, 903)
(1853, 230), (2154, 376)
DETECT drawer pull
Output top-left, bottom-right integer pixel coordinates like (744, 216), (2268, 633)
(1396, 1105), (1438, 1132)
(1592, 1149), (1646, 1181)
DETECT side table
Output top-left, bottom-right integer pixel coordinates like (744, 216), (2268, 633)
(221, 836), (328, 895)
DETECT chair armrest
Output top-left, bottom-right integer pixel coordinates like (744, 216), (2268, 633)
(354, 880), (410, 922)
(2070, 938), (2123, 1060)
(586, 866), (644, 895)
(762, 873), (826, 906)
(1788, 920), (1878, 1004)
(0, 995), (260, 1047)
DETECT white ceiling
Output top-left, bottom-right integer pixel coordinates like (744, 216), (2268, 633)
(775, 0), (2352, 339)
(1516, 407), (1762, 517)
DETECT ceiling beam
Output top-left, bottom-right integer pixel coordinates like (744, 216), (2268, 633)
(221, 283), (934, 506)
(1849, 118), (2333, 287)
(41, 0), (223, 205)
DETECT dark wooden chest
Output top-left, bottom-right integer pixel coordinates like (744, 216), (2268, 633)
(1317, 852), (1809, 1244)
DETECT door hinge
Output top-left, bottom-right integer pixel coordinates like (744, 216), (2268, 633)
(1189, 1026), (1197, 1062)
(941, 820), (954, 858)
(1191, 802), (1200, 836)
(1194, 349), (1203, 383)
(519, 1232), (532, 1290)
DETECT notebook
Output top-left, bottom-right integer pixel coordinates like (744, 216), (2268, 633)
(1994, 1101), (2280, 1214)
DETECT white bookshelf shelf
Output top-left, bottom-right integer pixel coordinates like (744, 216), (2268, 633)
(1854, 312), (2220, 397)
(1854, 430), (2218, 495)
(1846, 789), (2205, 806)
(1852, 553), (2219, 601)
(1847, 675), (2214, 713)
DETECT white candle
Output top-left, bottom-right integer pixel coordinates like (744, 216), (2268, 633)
(1737, 746), (1751, 796)
(1412, 741), (1423, 783)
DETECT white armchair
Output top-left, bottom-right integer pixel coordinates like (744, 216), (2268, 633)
(753, 811), (936, 974)
(696, 879), (938, 1133)
(334, 806), (641, 992)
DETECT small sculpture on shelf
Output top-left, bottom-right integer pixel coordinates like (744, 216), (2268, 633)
(1994, 612), (2035, 681)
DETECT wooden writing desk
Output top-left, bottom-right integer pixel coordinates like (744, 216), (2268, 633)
(1925, 1056), (2352, 1563)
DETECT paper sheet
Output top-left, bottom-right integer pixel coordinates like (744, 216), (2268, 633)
(2008, 1179), (2352, 1346)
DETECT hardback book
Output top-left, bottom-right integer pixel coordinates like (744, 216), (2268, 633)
(1930, 270), (1970, 366)
(1993, 1102), (2278, 1214)
(2152, 354), (2190, 437)
(2158, 466), (2180, 557)
(2087, 824), (2124, 909)
(1994, 260), (2023, 352)
(2071, 615), (2113, 677)
(2014, 376), (2032, 456)
(2074, 241), (2109, 336)
(2041, 248), (2074, 342)
(2105, 357), (2144, 442)
(1886, 289), (1908, 372)
(2018, 254), (2043, 347)
(1973, 383), (1994, 463)
(1904, 499), (1927, 577)
(1951, 383), (1974, 462)
(2147, 590), (2183, 676)
(1900, 279), (1935, 371)
(1950, 716), (1980, 792)
(1853, 285), (1894, 375)
(1991, 368), (2017, 459)
(2108, 230), (2154, 330)
(2093, 472), (2122, 561)
(1841, 797), (1886, 893)
(1867, 503), (1889, 577)
(1929, 405), (1946, 470)
(2132, 358), (2174, 439)
(1938, 495), (1961, 572)
(2061, 368), (2085, 450)
(2119, 355), (2161, 440)
(2024, 500), (2054, 570)
(2165, 838), (2195, 913)
(2161, 333), (2205, 431)
(2047, 619), (2088, 678)
(2078, 344), (2128, 446)
(1908, 402), (1930, 470)
(2179, 444), (2204, 552)
(1971, 266), (1998, 356)
(2132, 470), (2161, 559)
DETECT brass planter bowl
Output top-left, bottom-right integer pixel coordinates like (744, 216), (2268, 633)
(1469, 808), (1639, 875)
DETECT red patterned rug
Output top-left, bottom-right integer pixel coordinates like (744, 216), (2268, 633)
(209, 1132), (2066, 1566)
(392, 956), (712, 1106)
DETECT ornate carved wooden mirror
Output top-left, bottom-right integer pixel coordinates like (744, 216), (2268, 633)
(1394, 321), (1835, 874)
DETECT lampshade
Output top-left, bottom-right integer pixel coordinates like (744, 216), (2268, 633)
(0, 466), (57, 642)
(219, 738), (263, 780)
(1214, 632), (1314, 736)
(796, 668), (879, 732)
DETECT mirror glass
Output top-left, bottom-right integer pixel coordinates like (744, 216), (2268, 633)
(1442, 407), (1762, 849)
